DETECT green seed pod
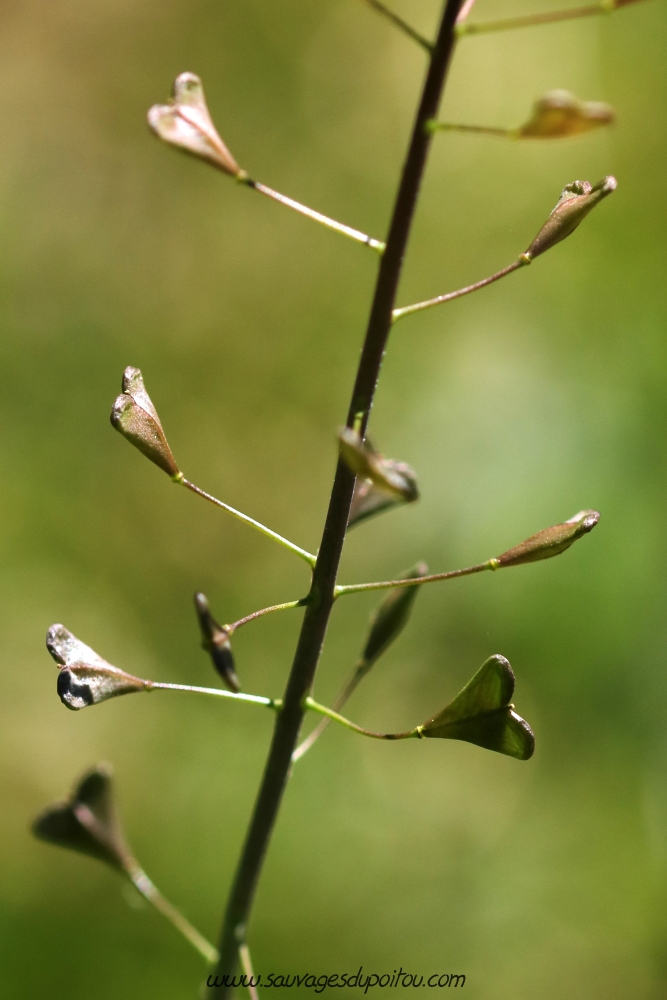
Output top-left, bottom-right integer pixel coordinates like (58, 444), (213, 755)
(338, 428), (419, 502)
(47, 624), (150, 711)
(361, 563), (428, 667)
(148, 72), (242, 177)
(518, 90), (614, 139)
(420, 655), (534, 760)
(110, 367), (180, 478)
(194, 592), (240, 693)
(494, 509), (600, 568)
(524, 177), (616, 260)
(32, 765), (134, 872)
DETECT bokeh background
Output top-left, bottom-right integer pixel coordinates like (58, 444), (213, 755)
(2, 0), (667, 996)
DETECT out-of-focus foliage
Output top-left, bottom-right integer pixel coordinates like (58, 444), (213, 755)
(1, 0), (667, 997)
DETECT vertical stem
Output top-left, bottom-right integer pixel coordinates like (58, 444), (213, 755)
(210, 1), (464, 992)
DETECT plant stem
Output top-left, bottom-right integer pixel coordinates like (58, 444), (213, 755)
(335, 559), (497, 596)
(305, 697), (418, 741)
(361, 0), (434, 52)
(151, 681), (280, 709)
(292, 660), (368, 762)
(392, 258), (528, 322)
(429, 121), (514, 138)
(179, 477), (317, 567)
(227, 600), (305, 634)
(238, 944), (260, 1000)
(242, 178), (386, 254)
(128, 866), (219, 964)
(211, 2), (464, 992)
(459, 2), (612, 36)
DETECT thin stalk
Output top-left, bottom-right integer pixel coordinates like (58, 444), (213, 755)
(305, 697), (418, 741)
(293, 660), (368, 762)
(459, 2), (613, 36)
(393, 258), (528, 322)
(428, 121), (516, 138)
(227, 600), (305, 634)
(211, 2), (465, 993)
(361, 0), (434, 52)
(335, 558), (497, 597)
(455, 0), (480, 24)
(241, 178), (386, 254)
(179, 477), (317, 567)
(238, 944), (260, 1000)
(128, 866), (218, 964)
(150, 681), (280, 709)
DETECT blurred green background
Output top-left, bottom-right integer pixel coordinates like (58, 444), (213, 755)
(2, 0), (667, 996)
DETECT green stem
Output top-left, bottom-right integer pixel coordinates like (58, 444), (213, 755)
(151, 681), (280, 709)
(361, 0), (434, 52)
(227, 600), (306, 634)
(238, 943), (260, 1000)
(458, 1), (615, 36)
(305, 696), (418, 741)
(335, 559), (497, 596)
(428, 121), (515, 138)
(242, 178), (386, 254)
(127, 865), (218, 964)
(179, 477), (317, 567)
(392, 258), (528, 322)
(293, 660), (368, 761)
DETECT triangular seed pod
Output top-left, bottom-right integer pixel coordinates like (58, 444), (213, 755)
(339, 428), (419, 503)
(420, 655), (535, 760)
(32, 765), (134, 872)
(524, 176), (617, 260)
(110, 367), (180, 478)
(348, 457), (419, 529)
(518, 90), (614, 139)
(494, 509), (600, 568)
(148, 72), (242, 177)
(362, 563), (428, 666)
(194, 593), (240, 693)
(46, 624), (151, 710)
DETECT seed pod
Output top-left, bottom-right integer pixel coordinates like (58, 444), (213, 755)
(518, 90), (614, 139)
(339, 428), (419, 503)
(46, 624), (151, 711)
(194, 593), (240, 693)
(421, 655), (534, 760)
(361, 563), (428, 667)
(32, 765), (134, 872)
(494, 509), (600, 568)
(148, 72), (242, 177)
(110, 367), (180, 478)
(524, 176), (617, 260)
(348, 457), (419, 529)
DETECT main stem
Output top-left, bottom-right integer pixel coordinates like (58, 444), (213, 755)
(211, 2), (463, 991)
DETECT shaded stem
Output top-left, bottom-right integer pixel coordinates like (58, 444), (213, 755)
(459, 2), (612, 36)
(429, 121), (516, 138)
(243, 178), (386, 254)
(151, 681), (279, 709)
(212, 2), (465, 993)
(361, 0), (434, 52)
(293, 659), (369, 761)
(392, 257), (528, 321)
(179, 477), (317, 567)
(305, 697), (418, 741)
(127, 865), (218, 964)
(238, 944), (260, 1000)
(335, 558), (497, 596)
(227, 600), (306, 634)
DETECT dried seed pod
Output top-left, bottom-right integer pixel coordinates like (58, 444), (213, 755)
(362, 563), (428, 667)
(194, 593), (240, 693)
(524, 177), (617, 260)
(348, 457), (419, 529)
(148, 72), (242, 177)
(46, 624), (151, 711)
(32, 765), (134, 872)
(339, 428), (419, 503)
(494, 509), (600, 568)
(518, 90), (614, 139)
(110, 367), (180, 478)
(421, 655), (534, 760)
